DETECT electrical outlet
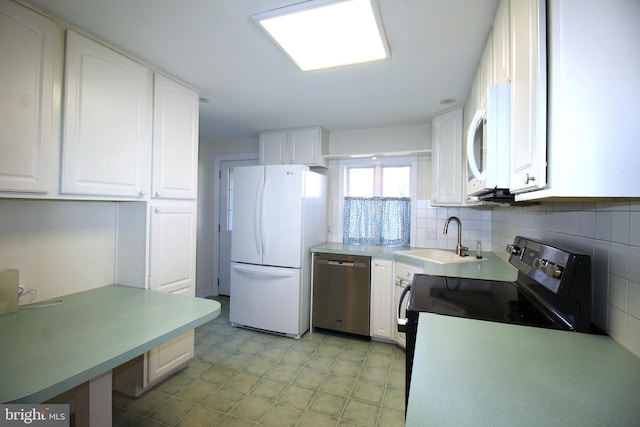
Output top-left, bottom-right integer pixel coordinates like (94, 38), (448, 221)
(426, 229), (437, 240)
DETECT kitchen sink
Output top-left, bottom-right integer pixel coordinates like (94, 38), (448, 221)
(395, 248), (487, 264)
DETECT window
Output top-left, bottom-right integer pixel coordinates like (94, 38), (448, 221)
(340, 157), (416, 246)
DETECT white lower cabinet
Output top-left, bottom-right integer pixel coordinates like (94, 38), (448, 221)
(370, 258), (394, 340)
(146, 330), (194, 384)
(114, 202), (197, 396)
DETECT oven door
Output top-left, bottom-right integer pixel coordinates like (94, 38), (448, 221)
(466, 108), (487, 197)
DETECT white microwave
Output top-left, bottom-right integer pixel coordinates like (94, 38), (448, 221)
(466, 83), (511, 200)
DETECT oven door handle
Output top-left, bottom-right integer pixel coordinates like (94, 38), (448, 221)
(396, 281), (411, 333)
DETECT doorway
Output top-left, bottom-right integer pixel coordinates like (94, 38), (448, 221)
(217, 158), (258, 295)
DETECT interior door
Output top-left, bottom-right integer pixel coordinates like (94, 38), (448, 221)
(218, 159), (257, 296)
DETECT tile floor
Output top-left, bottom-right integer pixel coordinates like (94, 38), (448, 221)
(112, 297), (406, 426)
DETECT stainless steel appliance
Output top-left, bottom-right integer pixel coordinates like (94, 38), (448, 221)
(398, 236), (592, 411)
(313, 253), (371, 336)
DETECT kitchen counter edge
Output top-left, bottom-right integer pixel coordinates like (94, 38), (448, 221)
(310, 243), (518, 282)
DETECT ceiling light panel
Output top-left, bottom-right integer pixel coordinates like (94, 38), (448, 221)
(253, 0), (390, 71)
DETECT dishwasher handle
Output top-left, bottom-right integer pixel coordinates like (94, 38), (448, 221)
(396, 281), (411, 333)
(328, 260), (354, 267)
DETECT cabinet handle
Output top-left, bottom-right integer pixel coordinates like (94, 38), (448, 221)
(524, 173), (536, 184)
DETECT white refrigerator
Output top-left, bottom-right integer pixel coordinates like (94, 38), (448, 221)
(230, 164), (327, 339)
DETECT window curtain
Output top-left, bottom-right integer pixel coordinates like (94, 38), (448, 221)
(343, 197), (411, 246)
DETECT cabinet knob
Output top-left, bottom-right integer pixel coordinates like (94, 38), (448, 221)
(524, 173), (536, 184)
(155, 191), (161, 197)
(139, 190), (146, 196)
(154, 208), (161, 213)
(374, 261), (379, 266)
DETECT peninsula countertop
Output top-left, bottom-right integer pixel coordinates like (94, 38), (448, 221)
(406, 313), (640, 426)
(310, 243), (518, 282)
(0, 284), (221, 404)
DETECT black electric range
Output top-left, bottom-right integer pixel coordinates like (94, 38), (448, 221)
(398, 236), (592, 412)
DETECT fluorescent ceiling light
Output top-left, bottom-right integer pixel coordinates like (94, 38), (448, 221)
(253, 0), (390, 71)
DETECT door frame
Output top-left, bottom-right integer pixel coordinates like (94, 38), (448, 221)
(209, 154), (258, 296)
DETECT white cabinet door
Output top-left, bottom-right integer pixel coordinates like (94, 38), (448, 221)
(480, 31), (493, 108)
(62, 30), (151, 198)
(259, 131), (288, 165)
(149, 204), (197, 295)
(259, 127), (327, 167)
(146, 330), (194, 384)
(493, 0), (511, 84)
(370, 258), (393, 340)
(431, 108), (464, 205)
(0, 1), (61, 194)
(152, 74), (199, 200)
(509, 0), (547, 194)
(289, 128), (328, 167)
(146, 203), (197, 383)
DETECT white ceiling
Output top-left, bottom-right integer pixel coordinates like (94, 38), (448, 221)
(22, 0), (499, 142)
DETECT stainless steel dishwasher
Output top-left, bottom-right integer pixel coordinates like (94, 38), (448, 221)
(312, 253), (371, 336)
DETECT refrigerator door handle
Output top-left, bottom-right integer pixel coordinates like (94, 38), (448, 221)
(232, 263), (297, 278)
(261, 173), (269, 256)
(255, 172), (265, 256)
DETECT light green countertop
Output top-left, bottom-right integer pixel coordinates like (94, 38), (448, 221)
(0, 285), (221, 403)
(406, 313), (640, 426)
(311, 243), (518, 282)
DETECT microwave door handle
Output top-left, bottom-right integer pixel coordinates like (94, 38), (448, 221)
(396, 281), (411, 333)
(467, 109), (486, 180)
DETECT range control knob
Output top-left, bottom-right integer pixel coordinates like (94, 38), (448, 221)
(507, 244), (522, 256)
(550, 265), (563, 279)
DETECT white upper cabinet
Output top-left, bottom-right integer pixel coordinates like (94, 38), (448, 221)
(259, 131), (288, 165)
(479, 31), (493, 108)
(61, 30), (152, 198)
(512, 0), (640, 200)
(259, 127), (328, 167)
(0, 0), (62, 194)
(493, 0), (511, 84)
(431, 108), (464, 206)
(289, 128), (327, 167)
(508, 0), (547, 194)
(152, 73), (199, 200)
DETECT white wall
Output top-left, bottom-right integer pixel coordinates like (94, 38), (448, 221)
(492, 201), (640, 357)
(328, 124), (431, 158)
(196, 137), (259, 296)
(0, 199), (117, 302)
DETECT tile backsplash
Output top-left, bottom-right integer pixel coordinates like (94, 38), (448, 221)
(328, 197), (640, 357)
(492, 201), (640, 358)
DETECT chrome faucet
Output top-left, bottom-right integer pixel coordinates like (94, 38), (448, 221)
(443, 216), (468, 257)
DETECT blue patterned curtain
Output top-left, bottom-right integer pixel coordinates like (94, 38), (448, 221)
(343, 197), (411, 246)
